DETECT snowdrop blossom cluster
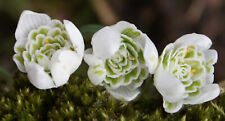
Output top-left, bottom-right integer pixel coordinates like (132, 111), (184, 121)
(84, 21), (158, 101)
(154, 33), (220, 113)
(13, 10), (84, 89)
(13, 10), (220, 113)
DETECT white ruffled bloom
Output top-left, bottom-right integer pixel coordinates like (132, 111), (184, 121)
(84, 21), (158, 101)
(13, 10), (84, 89)
(154, 33), (220, 113)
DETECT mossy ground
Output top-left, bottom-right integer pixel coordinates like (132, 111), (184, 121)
(0, 70), (225, 121)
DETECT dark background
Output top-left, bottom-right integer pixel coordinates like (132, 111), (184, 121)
(0, 0), (224, 83)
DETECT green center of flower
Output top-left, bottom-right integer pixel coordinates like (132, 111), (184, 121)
(161, 45), (214, 97)
(103, 28), (148, 88)
(14, 20), (74, 72)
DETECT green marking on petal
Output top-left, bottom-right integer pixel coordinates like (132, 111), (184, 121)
(93, 70), (105, 75)
(106, 76), (122, 85)
(50, 29), (61, 38)
(126, 44), (138, 59)
(121, 28), (141, 39)
(162, 51), (170, 69)
(124, 67), (139, 83)
(134, 68), (148, 83)
(189, 89), (200, 96)
(164, 100), (174, 110)
(16, 46), (26, 54)
(121, 35), (138, 51)
(138, 50), (145, 65)
(184, 46), (196, 58)
(61, 31), (69, 41)
(39, 27), (49, 36)
(15, 55), (24, 65)
(30, 31), (38, 40)
(197, 52), (202, 57)
(23, 51), (31, 61)
(182, 81), (191, 85)
(105, 61), (117, 76)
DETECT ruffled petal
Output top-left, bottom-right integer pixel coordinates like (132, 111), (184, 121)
(137, 34), (158, 74)
(25, 62), (55, 89)
(13, 54), (26, 72)
(15, 10), (51, 52)
(50, 49), (82, 87)
(184, 84), (220, 104)
(163, 99), (183, 113)
(106, 86), (140, 101)
(110, 21), (137, 33)
(64, 20), (84, 56)
(154, 67), (186, 102)
(84, 48), (104, 66)
(91, 26), (122, 60)
(174, 33), (212, 51)
(88, 65), (106, 85)
(204, 49), (218, 65)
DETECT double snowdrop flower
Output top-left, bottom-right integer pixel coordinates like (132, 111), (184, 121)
(84, 21), (158, 101)
(154, 33), (220, 113)
(13, 10), (84, 89)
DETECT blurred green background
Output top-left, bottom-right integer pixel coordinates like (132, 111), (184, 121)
(0, 0), (225, 85)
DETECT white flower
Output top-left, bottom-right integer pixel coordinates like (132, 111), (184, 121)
(154, 33), (220, 113)
(84, 21), (158, 101)
(13, 10), (84, 89)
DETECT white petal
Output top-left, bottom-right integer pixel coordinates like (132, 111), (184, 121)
(110, 21), (137, 33)
(204, 49), (218, 65)
(64, 20), (84, 57)
(50, 49), (82, 87)
(106, 86), (140, 101)
(174, 33), (212, 51)
(154, 67), (186, 102)
(136, 34), (158, 74)
(84, 48), (104, 66)
(25, 62), (55, 89)
(88, 65), (106, 85)
(13, 54), (26, 72)
(163, 99), (183, 113)
(184, 84), (220, 104)
(91, 26), (122, 60)
(84, 48), (106, 86)
(206, 71), (214, 84)
(15, 10), (51, 52)
(159, 43), (174, 66)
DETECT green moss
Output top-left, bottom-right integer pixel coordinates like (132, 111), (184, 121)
(0, 71), (225, 121)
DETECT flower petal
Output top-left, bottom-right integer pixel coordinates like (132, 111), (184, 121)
(204, 49), (218, 65)
(174, 33), (212, 51)
(88, 65), (106, 85)
(15, 10), (51, 52)
(154, 67), (186, 102)
(110, 21), (137, 33)
(106, 86), (140, 101)
(184, 84), (220, 104)
(163, 99), (183, 113)
(85, 48), (106, 86)
(25, 62), (55, 89)
(91, 26), (122, 60)
(50, 49), (82, 87)
(64, 20), (84, 56)
(137, 34), (158, 74)
(13, 54), (26, 72)
(84, 48), (104, 66)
